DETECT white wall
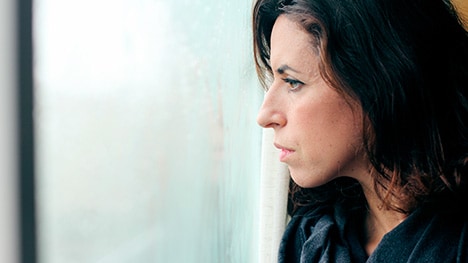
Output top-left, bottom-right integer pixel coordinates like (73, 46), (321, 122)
(0, 0), (19, 262)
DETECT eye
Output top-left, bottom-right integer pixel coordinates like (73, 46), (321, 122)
(282, 77), (304, 92)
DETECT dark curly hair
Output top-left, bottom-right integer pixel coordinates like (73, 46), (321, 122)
(253, 0), (468, 214)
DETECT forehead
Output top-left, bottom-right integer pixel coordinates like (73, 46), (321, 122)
(270, 15), (319, 73)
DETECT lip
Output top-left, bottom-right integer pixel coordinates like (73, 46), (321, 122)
(274, 143), (295, 162)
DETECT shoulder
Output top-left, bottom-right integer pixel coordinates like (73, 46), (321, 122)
(424, 211), (468, 262)
(369, 208), (468, 263)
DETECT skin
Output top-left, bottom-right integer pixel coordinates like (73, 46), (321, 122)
(257, 15), (367, 187)
(257, 15), (406, 255)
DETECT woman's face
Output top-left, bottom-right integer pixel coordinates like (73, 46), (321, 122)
(257, 15), (369, 187)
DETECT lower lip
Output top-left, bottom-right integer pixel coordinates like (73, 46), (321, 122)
(279, 149), (294, 162)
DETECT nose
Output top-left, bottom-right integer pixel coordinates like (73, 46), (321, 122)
(256, 87), (286, 129)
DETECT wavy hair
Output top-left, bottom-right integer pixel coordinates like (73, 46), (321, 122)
(253, 0), (468, 214)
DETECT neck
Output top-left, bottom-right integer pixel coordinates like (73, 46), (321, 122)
(358, 178), (407, 256)
(362, 195), (406, 255)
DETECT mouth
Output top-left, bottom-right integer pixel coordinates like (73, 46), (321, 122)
(274, 143), (295, 162)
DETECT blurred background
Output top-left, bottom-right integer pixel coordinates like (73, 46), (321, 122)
(34, 0), (262, 262)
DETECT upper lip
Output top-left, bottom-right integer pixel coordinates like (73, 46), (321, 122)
(274, 143), (294, 151)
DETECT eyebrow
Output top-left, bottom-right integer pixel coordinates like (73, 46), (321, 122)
(276, 64), (301, 74)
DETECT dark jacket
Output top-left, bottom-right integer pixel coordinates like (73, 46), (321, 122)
(278, 201), (468, 263)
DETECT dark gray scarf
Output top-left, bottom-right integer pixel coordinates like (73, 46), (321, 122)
(279, 202), (468, 262)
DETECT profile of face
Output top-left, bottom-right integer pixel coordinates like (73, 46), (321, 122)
(257, 15), (369, 188)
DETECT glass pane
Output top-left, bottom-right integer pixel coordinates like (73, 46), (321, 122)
(34, 0), (262, 262)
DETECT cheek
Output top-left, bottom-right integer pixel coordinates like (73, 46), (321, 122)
(327, 102), (363, 151)
(296, 97), (359, 140)
(297, 96), (364, 161)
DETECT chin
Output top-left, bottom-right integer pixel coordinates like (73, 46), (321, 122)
(289, 169), (333, 188)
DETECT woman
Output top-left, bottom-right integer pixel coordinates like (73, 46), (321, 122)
(253, 0), (468, 262)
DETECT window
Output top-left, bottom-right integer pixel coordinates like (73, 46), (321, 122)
(34, 0), (263, 262)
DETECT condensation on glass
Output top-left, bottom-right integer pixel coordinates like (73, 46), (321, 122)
(34, 0), (262, 262)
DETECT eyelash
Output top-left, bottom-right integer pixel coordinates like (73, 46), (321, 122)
(282, 78), (304, 92)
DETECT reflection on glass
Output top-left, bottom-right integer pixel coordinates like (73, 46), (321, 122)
(34, 0), (262, 262)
